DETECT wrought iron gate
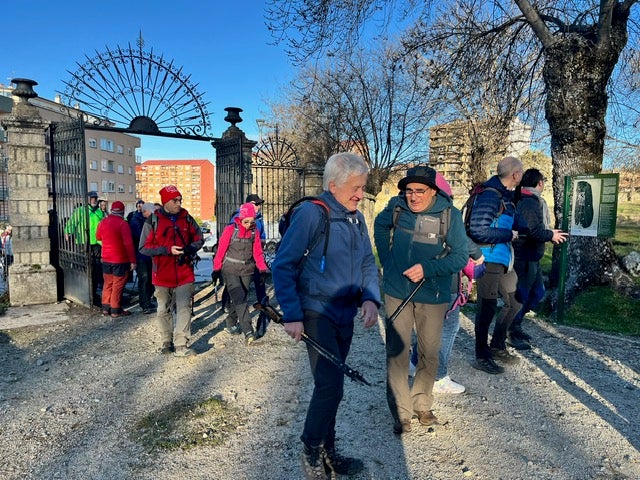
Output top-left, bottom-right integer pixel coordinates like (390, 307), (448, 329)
(252, 133), (304, 243)
(49, 118), (92, 306)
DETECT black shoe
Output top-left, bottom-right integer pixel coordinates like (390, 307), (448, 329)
(323, 447), (364, 475)
(143, 307), (156, 315)
(507, 335), (532, 350)
(245, 333), (256, 346)
(491, 348), (521, 364)
(472, 357), (505, 374)
(301, 444), (328, 480)
(159, 341), (174, 354)
(393, 419), (412, 434)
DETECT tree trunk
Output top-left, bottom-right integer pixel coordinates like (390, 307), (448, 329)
(543, 26), (627, 304)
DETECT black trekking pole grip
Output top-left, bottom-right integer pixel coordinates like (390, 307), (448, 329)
(386, 278), (426, 326)
(253, 301), (372, 386)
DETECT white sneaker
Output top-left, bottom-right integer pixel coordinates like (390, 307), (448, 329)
(408, 362), (417, 377)
(433, 376), (466, 394)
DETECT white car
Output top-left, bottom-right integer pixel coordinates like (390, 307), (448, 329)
(202, 235), (217, 253)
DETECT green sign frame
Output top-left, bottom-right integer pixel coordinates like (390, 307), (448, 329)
(566, 173), (619, 238)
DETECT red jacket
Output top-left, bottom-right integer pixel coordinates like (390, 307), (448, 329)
(139, 208), (204, 288)
(96, 214), (136, 264)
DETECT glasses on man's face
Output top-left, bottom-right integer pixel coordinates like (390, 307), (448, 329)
(241, 219), (255, 226)
(171, 197), (182, 203)
(404, 188), (429, 197)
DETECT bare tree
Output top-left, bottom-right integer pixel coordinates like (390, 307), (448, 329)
(267, 0), (640, 303)
(268, 46), (437, 195)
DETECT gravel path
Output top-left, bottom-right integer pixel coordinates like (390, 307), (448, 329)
(1, 282), (639, 479)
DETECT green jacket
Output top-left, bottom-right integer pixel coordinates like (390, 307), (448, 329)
(374, 193), (468, 305)
(64, 204), (106, 245)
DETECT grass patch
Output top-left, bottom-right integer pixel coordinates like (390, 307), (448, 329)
(612, 225), (640, 257)
(131, 396), (246, 452)
(562, 286), (640, 336)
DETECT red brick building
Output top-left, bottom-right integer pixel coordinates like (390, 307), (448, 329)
(136, 159), (215, 221)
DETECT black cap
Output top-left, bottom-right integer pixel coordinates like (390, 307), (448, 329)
(245, 194), (264, 205)
(87, 191), (98, 198)
(397, 166), (440, 192)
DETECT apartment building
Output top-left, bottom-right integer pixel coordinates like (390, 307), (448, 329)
(136, 159), (215, 221)
(429, 117), (532, 194)
(0, 84), (140, 214)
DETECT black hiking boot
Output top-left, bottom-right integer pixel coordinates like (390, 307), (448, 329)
(323, 446), (364, 476)
(301, 444), (328, 480)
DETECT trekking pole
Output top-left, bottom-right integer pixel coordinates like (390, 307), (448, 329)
(386, 278), (425, 327)
(253, 300), (371, 386)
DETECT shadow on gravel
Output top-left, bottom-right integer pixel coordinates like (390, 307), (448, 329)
(523, 322), (640, 451)
(455, 312), (639, 476)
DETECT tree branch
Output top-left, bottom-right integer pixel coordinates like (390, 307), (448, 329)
(512, 0), (557, 48)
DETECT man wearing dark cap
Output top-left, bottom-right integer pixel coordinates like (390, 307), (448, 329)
(374, 166), (468, 434)
(127, 199), (144, 223)
(64, 190), (107, 306)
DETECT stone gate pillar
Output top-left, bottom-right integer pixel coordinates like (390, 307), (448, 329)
(302, 163), (324, 196)
(1, 79), (57, 305)
(212, 107), (257, 237)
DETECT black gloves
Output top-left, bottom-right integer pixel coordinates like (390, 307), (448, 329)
(212, 270), (221, 283)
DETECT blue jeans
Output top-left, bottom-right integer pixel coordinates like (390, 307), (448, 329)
(411, 293), (459, 380)
(511, 260), (545, 334)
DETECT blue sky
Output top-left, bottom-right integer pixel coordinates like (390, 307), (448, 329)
(3, 0), (294, 162)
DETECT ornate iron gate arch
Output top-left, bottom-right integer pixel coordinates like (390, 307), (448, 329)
(59, 34), (213, 140)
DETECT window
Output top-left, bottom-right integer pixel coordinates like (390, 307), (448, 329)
(89, 160), (98, 170)
(129, 185), (134, 194)
(117, 165), (124, 174)
(100, 138), (114, 152)
(128, 167), (133, 175)
(88, 138), (97, 149)
(101, 180), (115, 193)
(116, 145), (124, 154)
(101, 159), (115, 173)
(89, 182), (98, 192)
(117, 184), (125, 193)
(127, 147), (132, 156)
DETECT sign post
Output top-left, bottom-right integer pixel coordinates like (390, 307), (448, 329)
(557, 173), (619, 322)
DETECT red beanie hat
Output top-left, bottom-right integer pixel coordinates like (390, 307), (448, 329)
(238, 202), (256, 219)
(159, 185), (182, 205)
(111, 201), (125, 215)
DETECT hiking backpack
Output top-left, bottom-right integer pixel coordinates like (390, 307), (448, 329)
(277, 196), (365, 273)
(460, 185), (504, 239)
(390, 204), (452, 260)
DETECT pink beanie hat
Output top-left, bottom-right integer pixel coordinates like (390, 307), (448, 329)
(238, 202), (256, 219)
(435, 172), (453, 197)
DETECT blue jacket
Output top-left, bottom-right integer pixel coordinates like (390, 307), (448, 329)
(468, 176), (525, 268)
(272, 191), (380, 324)
(374, 192), (468, 304)
(129, 211), (151, 263)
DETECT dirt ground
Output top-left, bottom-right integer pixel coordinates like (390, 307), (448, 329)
(0, 280), (639, 480)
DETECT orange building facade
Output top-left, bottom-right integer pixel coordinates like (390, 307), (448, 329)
(136, 159), (216, 221)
